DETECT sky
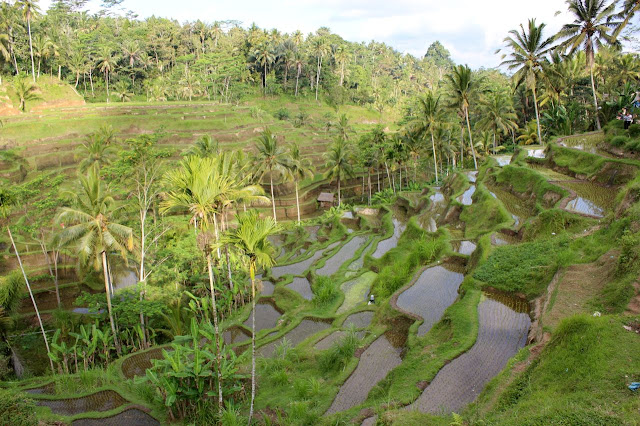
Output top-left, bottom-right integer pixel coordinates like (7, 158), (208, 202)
(40, 0), (574, 69)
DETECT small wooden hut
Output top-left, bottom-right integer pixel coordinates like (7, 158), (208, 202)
(317, 192), (335, 209)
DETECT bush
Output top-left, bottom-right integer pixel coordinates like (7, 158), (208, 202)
(628, 123), (640, 138)
(313, 275), (338, 307)
(275, 108), (290, 120)
(0, 389), (37, 426)
(610, 135), (630, 147)
(318, 328), (360, 374)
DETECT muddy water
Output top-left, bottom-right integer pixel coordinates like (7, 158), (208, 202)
(20, 284), (100, 314)
(457, 186), (476, 206)
(287, 277), (314, 300)
(258, 319), (330, 357)
(346, 240), (372, 275)
(258, 279), (274, 296)
(244, 300), (283, 332)
(223, 326), (251, 345)
(25, 383), (54, 394)
(121, 347), (166, 379)
(560, 181), (617, 218)
(466, 171), (478, 183)
(452, 241), (476, 255)
(71, 409), (159, 425)
(314, 330), (367, 350)
(526, 148), (545, 159)
(317, 236), (367, 276)
(372, 218), (406, 259)
(112, 270), (138, 292)
(420, 189), (446, 232)
(305, 225), (320, 240)
(487, 185), (533, 227)
(493, 155), (512, 166)
(270, 242), (340, 278)
(325, 335), (402, 414)
(35, 390), (127, 416)
(396, 265), (465, 337)
(342, 311), (374, 329)
(492, 232), (519, 246)
(409, 294), (530, 414)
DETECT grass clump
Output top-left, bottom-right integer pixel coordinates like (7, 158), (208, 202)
(492, 165), (566, 210)
(473, 238), (568, 298)
(313, 275), (339, 308)
(484, 315), (640, 425)
(318, 329), (361, 375)
(460, 185), (512, 239)
(0, 389), (37, 426)
(521, 208), (594, 241)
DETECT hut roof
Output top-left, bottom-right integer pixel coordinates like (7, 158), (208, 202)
(317, 192), (335, 203)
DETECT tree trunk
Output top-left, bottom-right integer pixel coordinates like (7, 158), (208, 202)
(27, 19), (35, 83)
(337, 176), (341, 206)
(460, 124), (465, 167)
(248, 263), (257, 424)
(295, 65), (301, 97)
(532, 87), (542, 145)
(101, 251), (121, 355)
(340, 61), (345, 86)
(138, 209), (147, 348)
(465, 107), (478, 169)
(106, 71), (110, 103)
(270, 174), (277, 223)
(206, 253), (224, 414)
(367, 170), (372, 205)
(295, 181), (301, 224)
(38, 235), (59, 308)
(431, 130), (438, 183)
(589, 65), (602, 130)
(8, 228), (54, 373)
(315, 56), (322, 101)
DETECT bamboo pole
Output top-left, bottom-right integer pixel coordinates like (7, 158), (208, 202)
(7, 228), (55, 373)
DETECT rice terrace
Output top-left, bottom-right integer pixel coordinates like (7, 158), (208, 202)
(0, 0), (639, 424)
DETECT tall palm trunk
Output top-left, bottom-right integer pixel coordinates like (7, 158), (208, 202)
(270, 174), (277, 223)
(295, 181), (301, 224)
(460, 125), (465, 167)
(27, 18), (35, 83)
(206, 253), (224, 414)
(295, 65), (301, 97)
(315, 56), (322, 101)
(589, 64), (601, 130)
(248, 262), (257, 424)
(430, 130), (438, 183)
(367, 169), (372, 205)
(101, 251), (121, 355)
(532, 87), (542, 144)
(464, 107), (478, 169)
(8, 228), (54, 373)
(337, 174), (341, 206)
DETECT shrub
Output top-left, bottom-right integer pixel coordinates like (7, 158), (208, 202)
(318, 328), (360, 374)
(275, 108), (290, 121)
(0, 389), (37, 426)
(610, 135), (630, 147)
(313, 275), (338, 307)
(628, 123), (640, 138)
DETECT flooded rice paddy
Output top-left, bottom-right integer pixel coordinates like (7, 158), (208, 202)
(342, 311), (374, 329)
(35, 390), (127, 416)
(337, 272), (377, 314)
(457, 186), (476, 206)
(560, 181), (617, 218)
(487, 184), (534, 227)
(409, 293), (530, 414)
(371, 218), (406, 259)
(71, 409), (159, 425)
(453, 240), (477, 255)
(258, 319), (330, 357)
(314, 330), (367, 350)
(527, 163), (575, 181)
(223, 326), (251, 345)
(325, 335), (403, 414)
(270, 241), (340, 278)
(316, 236), (367, 276)
(258, 279), (274, 296)
(287, 277), (314, 300)
(493, 154), (512, 166)
(121, 348), (166, 379)
(244, 300), (283, 332)
(396, 265), (465, 336)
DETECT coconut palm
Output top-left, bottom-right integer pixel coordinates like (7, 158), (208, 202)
(556, 0), (619, 130)
(253, 42), (275, 95)
(411, 91), (446, 183)
(221, 210), (280, 424)
(324, 138), (354, 206)
(76, 132), (117, 171)
(615, 0), (640, 37)
(477, 91), (519, 154)
(334, 113), (353, 141)
(17, 0), (39, 83)
(498, 19), (554, 145)
(287, 143), (314, 224)
(0, 33), (11, 66)
(254, 128), (290, 223)
(311, 36), (329, 100)
(13, 77), (40, 112)
(97, 46), (116, 102)
(446, 65), (480, 169)
(55, 163), (133, 355)
(186, 134), (219, 158)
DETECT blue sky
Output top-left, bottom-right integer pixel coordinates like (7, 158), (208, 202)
(41, 0), (572, 69)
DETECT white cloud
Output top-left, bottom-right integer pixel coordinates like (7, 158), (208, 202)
(39, 0), (574, 68)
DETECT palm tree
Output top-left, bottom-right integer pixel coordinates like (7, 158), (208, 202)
(0, 33), (10, 67)
(446, 65), (480, 169)
(311, 37), (329, 101)
(334, 46), (349, 87)
(293, 50), (305, 97)
(32, 34), (54, 77)
(97, 46), (116, 102)
(324, 138), (354, 206)
(221, 210), (280, 424)
(556, 0), (619, 130)
(411, 91), (445, 183)
(55, 163), (133, 355)
(614, 0), (640, 37)
(334, 114), (353, 141)
(477, 91), (519, 154)
(186, 134), (219, 158)
(287, 143), (314, 224)
(160, 156), (228, 412)
(498, 19), (554, 145)
(13, 77), (40, 112)
(17, 0), (39, 83)
(253, 42), (275, 96)
(254, 128), (290, 223)
(76, 132), (117, 171)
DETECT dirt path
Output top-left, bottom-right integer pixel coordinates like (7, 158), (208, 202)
(625, 281), (640, 315)
(544, 251), (618, 331)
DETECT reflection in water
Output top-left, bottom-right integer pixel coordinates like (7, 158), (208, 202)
(372, 218), (406, 259)
(560, 181), (617, 218)
(287, 277), (314, 300)
(458, 186), (476, 206)
(493, 155), (511, 166)
(317, 236), (367, 276)
(244, 300), (283, 332)
(258, 319), (330, 357)
(270, 241), (340, 278)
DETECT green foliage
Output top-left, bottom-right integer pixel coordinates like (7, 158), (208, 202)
(0, 389), (37, 426)
(474, 238), (567, 298)
(313, 275), (338, 307)
(318, 328), (361, 375)
(275, 108), (290, 120)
